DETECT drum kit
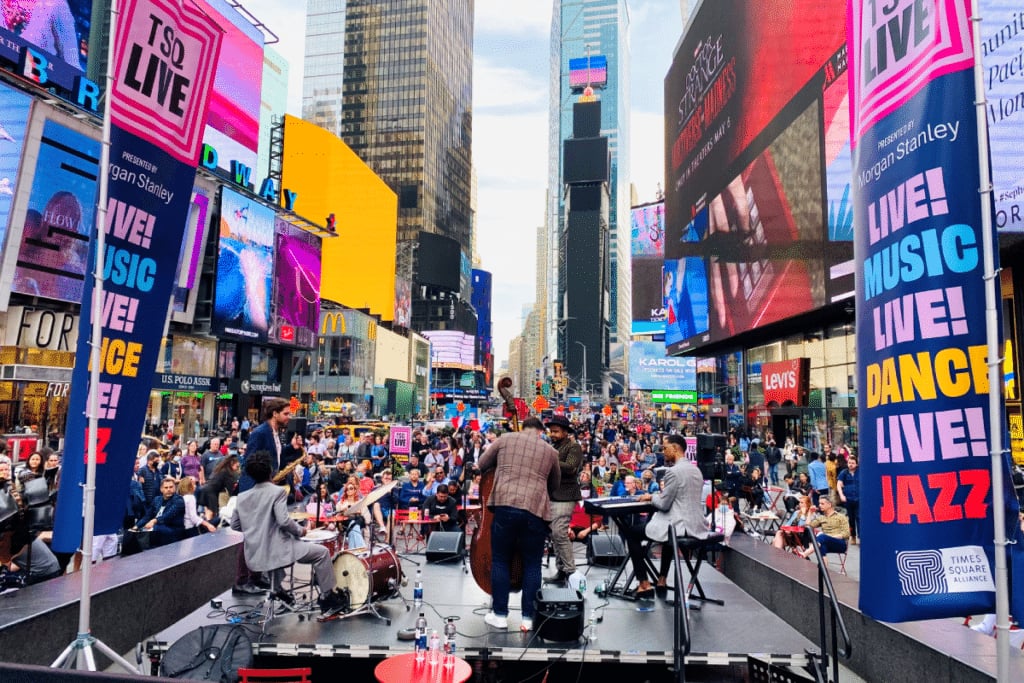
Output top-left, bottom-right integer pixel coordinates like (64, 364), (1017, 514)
(296, 480), (405, 624)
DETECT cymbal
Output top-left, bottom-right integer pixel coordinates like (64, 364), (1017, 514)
(361, 479), (398, 508)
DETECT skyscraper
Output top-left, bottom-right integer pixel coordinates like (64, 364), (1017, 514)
(302, 0), (475, 331)
(547, 1), (630, 385)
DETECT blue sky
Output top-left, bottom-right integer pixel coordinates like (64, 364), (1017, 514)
(243, 0), (684, 366)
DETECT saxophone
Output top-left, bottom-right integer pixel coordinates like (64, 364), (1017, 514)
(272, 449), (306, 489)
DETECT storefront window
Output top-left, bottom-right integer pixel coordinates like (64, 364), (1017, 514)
(251, 346), (280, 382)
(218, 342), (237, 378)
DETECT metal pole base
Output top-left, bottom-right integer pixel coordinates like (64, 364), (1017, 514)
(51, 632), (138, 674)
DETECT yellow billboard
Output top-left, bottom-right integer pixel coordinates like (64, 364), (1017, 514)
(282, 115), (397, 321)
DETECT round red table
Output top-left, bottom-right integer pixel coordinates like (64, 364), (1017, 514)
(374, 652), (471, 683)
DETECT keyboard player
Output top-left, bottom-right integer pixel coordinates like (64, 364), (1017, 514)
(620, 434), (709, 598)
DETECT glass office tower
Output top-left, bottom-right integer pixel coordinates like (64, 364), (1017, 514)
(547, 0), (631, 361)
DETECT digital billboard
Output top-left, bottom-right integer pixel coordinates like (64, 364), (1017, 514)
(394, 276), (411, 328)
(569, 54), (607, 90)
(0, 82), (32, 253)
(281, 115), (396, 322)
(423, 330), (475, 367)
(0, 0), (94, 90)
(417, 231), (461, 291)
(170, 182), (214, 323)
(630, 201), (665, 335)
(629, 341), (696, 392)
(272, 218), (321, 348)
(213, 187), (274, 342)
(10, 117), (99, 302)
(663, 1), (850, 354)
(984, 2), (1024, 233)
(196, 0), (263, 174)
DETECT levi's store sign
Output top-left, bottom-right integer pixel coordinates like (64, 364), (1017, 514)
(761, 358), (809, 405)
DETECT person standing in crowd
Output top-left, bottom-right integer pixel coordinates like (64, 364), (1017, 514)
(621, 434), (708, 597)
(837, 455), (860, 544)
(138, 450), (162, 505)
(545, 415), (584, 585)
(764, 437), (782, 486)
(478, 417), (560, 632)
(200, 437), (223, 483)
(807, 451), (829, 506)
(180, 440), (202, 483)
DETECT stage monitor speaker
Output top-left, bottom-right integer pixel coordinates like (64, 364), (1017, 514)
(425, 531), (465, 563)
(534, 587), (585, 642)
(288, 417), (308, 439)
(587, 532), (626, 568)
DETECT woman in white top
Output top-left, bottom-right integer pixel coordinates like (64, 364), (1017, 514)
(178, 478), (216, 534)
(4, 0), (80, 67)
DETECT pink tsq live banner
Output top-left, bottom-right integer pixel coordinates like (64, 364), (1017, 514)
(54, 0), (223, 552)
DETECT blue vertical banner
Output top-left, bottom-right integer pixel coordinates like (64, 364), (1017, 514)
(850, 0), (1019, 621)
(53, 0), (223, 552)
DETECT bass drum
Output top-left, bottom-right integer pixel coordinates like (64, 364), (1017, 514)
(333, 544), (403, 608)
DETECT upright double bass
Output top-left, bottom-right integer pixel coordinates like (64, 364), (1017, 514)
(469, 377), (524, 594)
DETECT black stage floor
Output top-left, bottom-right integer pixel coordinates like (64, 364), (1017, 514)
(148, 540), (814, 679)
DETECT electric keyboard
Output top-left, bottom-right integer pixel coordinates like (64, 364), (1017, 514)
(583, 496), (656, 516)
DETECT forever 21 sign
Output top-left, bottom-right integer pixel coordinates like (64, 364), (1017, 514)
(4, 307), (79, 351)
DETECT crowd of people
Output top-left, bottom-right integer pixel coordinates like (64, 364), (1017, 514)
(0, 409), (872, 622)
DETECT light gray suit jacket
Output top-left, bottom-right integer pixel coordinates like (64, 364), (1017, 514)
(645, 459), (709, 542)
(230, 481), (304, 572)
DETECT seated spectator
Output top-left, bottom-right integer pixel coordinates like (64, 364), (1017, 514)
(132, 477), (186, 547)
(405, 453), (427, 478)
(639, 469), (659, 494)
(568, 501), (602, 543)
(422, 486), (460, 537)
(799, 497), (849, 557)
(742, 467), (770, 511)
(398, 468), (426, 510)
(773, 496), (817, 551)
(424, 467), (449, 496)
(179, 478), (216, 535)
(6, 531), (61, 585)
(335, 480), (371, 549)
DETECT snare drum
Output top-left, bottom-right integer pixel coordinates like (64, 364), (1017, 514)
(302, 528), (341, 557)
(333, 544), (403, 607)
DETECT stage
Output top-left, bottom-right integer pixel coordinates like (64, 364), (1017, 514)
(146, 539), (815, 679)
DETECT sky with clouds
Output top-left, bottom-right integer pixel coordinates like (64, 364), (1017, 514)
(242, 0), (683, 367)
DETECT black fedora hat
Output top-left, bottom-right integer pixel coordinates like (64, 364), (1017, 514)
(545, 415), (575, 433)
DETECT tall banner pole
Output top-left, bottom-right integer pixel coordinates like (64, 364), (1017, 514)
(51, 0), (223, 671)
(970, 2), (1011, 677)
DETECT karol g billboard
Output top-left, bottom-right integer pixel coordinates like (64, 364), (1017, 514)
(629, 341), (696, 392)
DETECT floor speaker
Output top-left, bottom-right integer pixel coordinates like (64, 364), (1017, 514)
(534, 587), (585, 642)
(425, 531), (465, 563)
(587, 532), (627, 567)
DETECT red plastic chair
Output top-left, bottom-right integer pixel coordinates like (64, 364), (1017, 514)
(238, 667), (312, 683)
(393, 509), (426, 552)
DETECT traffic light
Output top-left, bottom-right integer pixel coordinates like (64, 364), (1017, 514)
(535, 380), (542, 396)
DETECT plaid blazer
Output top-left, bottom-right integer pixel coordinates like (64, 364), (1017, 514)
(478, 431), (560, 521)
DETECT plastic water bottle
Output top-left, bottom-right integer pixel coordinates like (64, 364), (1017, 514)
(413, 568), (423, 608)
(444, 617), (457, 668)
(577, 575), (586, 594)
(428, 629), (441, 666)
(414, 612), (427, 662)
(588, 608), (598, 642)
